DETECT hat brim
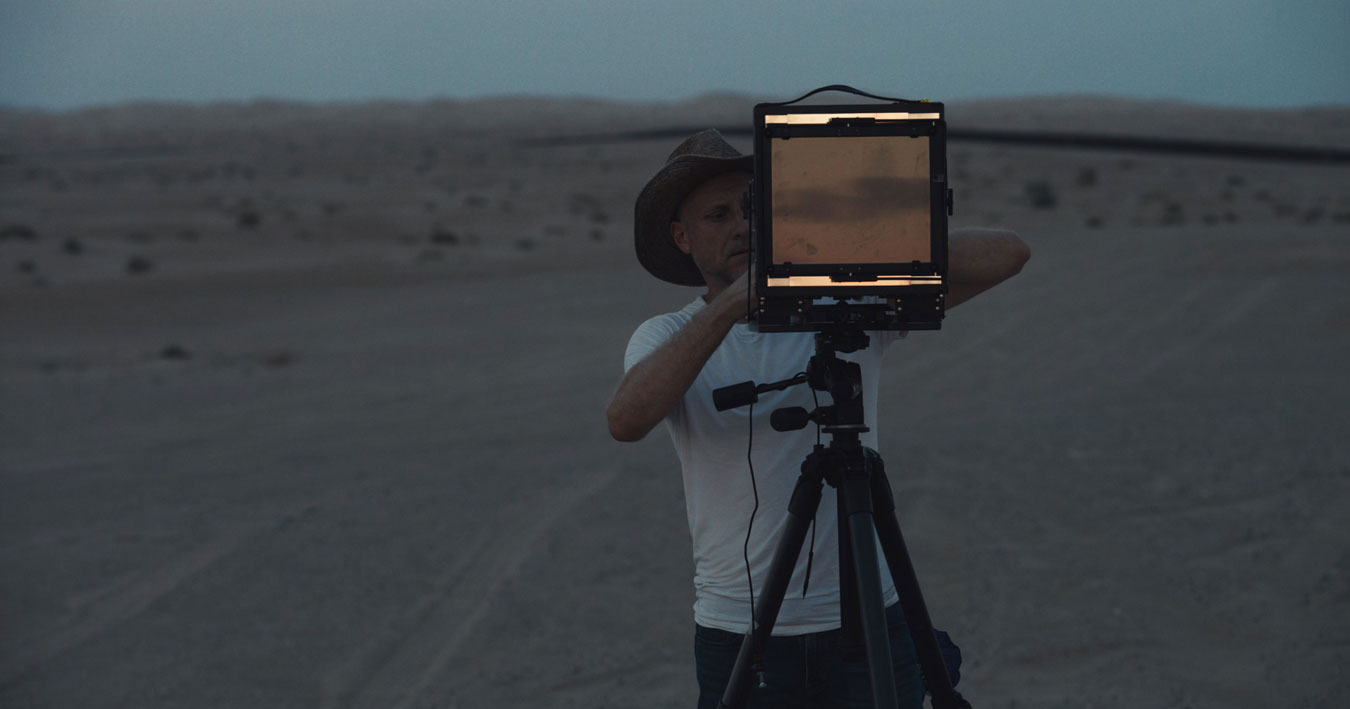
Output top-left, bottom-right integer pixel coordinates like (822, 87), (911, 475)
(634, 154), (754, 287)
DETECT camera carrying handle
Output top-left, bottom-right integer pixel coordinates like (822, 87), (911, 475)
(764, 84), (918, 107)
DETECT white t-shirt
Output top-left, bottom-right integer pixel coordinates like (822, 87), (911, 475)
(624, 296), (902, 634)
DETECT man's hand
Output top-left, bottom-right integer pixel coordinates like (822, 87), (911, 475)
(710, 268), (755, 324)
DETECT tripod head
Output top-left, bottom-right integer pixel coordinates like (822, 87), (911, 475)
(712, 325), (871, 436)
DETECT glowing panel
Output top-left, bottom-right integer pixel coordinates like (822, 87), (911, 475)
(769, 135), (931, 265)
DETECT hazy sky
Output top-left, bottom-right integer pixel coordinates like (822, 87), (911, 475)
(2, 0), (1347, 110)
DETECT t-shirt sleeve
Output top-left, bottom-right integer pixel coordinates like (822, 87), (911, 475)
(623, 314), (684, 372)
(871, 328), (906, 353)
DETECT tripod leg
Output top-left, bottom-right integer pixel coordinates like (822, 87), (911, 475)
(719, 464), (826, 709)
(869, 456), (972, 709)
(838, 464), (899, 709)
(836, 482), (862, 662)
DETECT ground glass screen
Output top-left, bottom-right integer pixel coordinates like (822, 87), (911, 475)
(769, 135), (931, 265)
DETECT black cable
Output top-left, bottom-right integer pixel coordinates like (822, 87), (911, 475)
(741, 270), (759, 632)
(743, 401), (759, 628)
(810, 386), (821, 446)
(802, 385), (822, 597)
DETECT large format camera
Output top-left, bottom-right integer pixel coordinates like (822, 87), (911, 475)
(748, 86), (951, 332)
(715, 88), (969, 709)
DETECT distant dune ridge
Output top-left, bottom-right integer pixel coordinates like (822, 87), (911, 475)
(1, 96), (1347, 708)
(0, 94), (1346, 290)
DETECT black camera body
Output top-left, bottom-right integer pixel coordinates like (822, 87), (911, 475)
(749, 89), (951, 332)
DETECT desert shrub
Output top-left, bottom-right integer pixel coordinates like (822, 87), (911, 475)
(126, 256), (154, 274)
(429, 227), (459, 245)
(0, 223), (38, 241)
(1161, 202), (1186, 225)
(160, 345), (191, 360)
(1025, 180), (1057, 209)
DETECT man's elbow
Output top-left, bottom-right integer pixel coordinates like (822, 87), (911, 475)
(1009, 231), (1031, 274)
(606, 404), (647, 442)
(608, 421), (646, 443)
(986, 228), (1031, 281)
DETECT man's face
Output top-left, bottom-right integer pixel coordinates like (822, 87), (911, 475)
(670, 171), (752, 293)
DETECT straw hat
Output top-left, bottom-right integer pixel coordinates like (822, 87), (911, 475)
(633, 129), (753, 286)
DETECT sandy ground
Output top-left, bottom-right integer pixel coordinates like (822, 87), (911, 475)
(1, 95), (1348, 708)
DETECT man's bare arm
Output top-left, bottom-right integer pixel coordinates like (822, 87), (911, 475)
(608, 229), (1024, 440)
(946, 228), (1031, 310)
(606, 275), (749, 442)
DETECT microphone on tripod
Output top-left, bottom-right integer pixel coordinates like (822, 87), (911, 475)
(770, 407), (811, 431)
(713, 381), (759, 411)
(713, 373), (811, 412)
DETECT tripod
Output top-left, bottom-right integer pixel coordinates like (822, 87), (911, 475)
(711, 327), (971, 709)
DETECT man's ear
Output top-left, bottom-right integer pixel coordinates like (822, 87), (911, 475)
(670, 220), (692, 255)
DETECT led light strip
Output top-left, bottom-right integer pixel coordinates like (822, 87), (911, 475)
(763, 112), (942, 125)
(765, 276), (943, 288)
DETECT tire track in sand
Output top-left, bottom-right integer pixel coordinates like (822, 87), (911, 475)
(321, 464), (622, 709)
(0, 491), (349, 687)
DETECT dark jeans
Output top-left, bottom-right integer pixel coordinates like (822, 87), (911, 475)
(694, 602), (924, 709)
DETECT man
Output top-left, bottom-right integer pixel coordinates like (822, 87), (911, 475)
(607, 130), (1029, 708)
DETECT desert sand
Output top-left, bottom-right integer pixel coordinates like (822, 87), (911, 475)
(1, 94), (1348, 708)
